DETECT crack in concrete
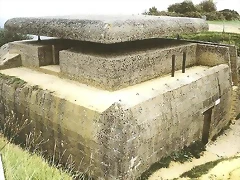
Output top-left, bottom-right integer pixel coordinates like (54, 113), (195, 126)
(217, 76), (221, 98)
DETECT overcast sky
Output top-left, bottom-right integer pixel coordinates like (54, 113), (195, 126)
(0, 0), (239, 26)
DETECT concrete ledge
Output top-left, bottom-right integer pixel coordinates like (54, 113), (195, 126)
(4, 15), (208, 43)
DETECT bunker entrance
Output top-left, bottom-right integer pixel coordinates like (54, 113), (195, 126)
(202, 107), (213, 144)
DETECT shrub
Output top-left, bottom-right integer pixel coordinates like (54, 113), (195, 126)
(144, 0), (240, 21)
(205, 12), (225, 21)
(157, 11), (183, 17)
(184, 12), (202, 18)
(198, 0), (217, 13)
(168, 3), (181, 13)
(219, 9), (240, 21)
(168, 1), (197, 14)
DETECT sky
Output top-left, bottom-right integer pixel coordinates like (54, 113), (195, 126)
(0, 0), (239, 27)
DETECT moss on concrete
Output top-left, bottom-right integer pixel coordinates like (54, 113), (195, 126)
(0, 73), (27, 87)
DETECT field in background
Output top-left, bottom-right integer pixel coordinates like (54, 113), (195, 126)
(181, 32), (240, 56)
(208, 21), (240, 34)
(208, 20), (240, 25)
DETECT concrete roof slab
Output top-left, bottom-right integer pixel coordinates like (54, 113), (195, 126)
(4, 15), (209, 43)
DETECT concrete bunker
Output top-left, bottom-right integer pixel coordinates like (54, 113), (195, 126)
(0, 15), (239, 179)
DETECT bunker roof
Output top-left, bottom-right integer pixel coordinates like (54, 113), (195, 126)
(4, 15), (208, 44)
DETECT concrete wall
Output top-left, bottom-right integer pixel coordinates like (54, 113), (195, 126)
(7, 40), (80, 68)
(59, 43), (197, 90)
(97, 64), (232, 179)
(0, 77), (104, 176)
(0, 64), (232, 179)
(196, 44), (230, 66)
(0, 43), (21, 70)
(0, 39), (238, 179)
(9, 41), (53, 67)
(196, 44), (238, 85)
(228, 45), (238, 85)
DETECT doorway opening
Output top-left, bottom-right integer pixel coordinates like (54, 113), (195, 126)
(202, 107), (213, 144)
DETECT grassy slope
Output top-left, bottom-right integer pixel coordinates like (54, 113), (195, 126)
(0, 135), (73, 180)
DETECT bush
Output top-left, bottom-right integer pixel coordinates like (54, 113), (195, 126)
(0, 28), (31, 47)
(168, 1), (197, 14)
(219, 9), (240, 21)
(184, 12), (202, 18)
(145, 6), (159, 16)
(144, 1), (240, 21)
(156, 11), (183, 17)
(205, 11), (225, 21)
(198, 0), (217, 12)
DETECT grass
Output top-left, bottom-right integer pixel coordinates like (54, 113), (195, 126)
(180, 156), (239, 178)
(180, 32), (240, 56)
(0, 134), (73, 180)
(207, 20), (240, 26)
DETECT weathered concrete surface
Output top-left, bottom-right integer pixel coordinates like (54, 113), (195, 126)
(40, 65), (60, 76)
(150, 120), (240, 180)
(8, 41), (53, 67)
(0, 44), (9, 59)
(0, 43), (21, 70)
(230, 86), (239, 121)
(0, 63), (232, 179)
(59, 41), (197, 90)
(7, 39), (81, 68)
(197, 44), (238, 85)
(0, 53), (21, 69)
(5, 40), (238, 92)
(4, 15), (208, 43)
(196, 44), (230, 67)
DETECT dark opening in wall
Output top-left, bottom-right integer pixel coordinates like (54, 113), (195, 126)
(202, 107), (213, 144)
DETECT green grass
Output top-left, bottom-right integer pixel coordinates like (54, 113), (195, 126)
(180, 32), (240, 56)
(207, 20), (240, 26)
(0, 135), (73, 180)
